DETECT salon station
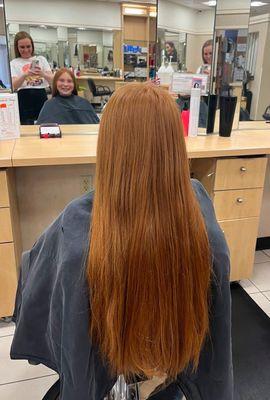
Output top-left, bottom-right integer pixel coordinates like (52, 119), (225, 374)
(1, 0), (270, 397)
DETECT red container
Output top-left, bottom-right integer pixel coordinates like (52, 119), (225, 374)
(181, 110), (190, 137)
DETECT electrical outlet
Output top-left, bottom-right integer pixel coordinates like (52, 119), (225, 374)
(80, 175), (93, 193)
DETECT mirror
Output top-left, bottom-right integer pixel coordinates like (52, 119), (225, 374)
(244, 0), (270, 121)
(212, 0), (251, 129)
(0, 0), (11, 90)
(157, 0), (216, 132)
(4, 0), (157, 125)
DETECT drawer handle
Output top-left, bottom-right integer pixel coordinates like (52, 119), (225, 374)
(240, 166), (247, 172)
(236, 197), (244, 204)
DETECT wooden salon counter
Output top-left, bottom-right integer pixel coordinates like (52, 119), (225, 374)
(1, 125), (270, 317)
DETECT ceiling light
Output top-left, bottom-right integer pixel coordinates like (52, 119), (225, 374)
(0, 4), (4, 7)
(39, 25), (47, 29)
(78, 27), (86, 30)
(250, 1), (267, 6)
(202, 1), (216, 6)
(123, 7), (147, 15)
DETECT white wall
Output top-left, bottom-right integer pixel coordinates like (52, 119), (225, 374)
(216, 0), (251, 14)
(158, 0), (215, 35)
(77, 30), (103, 45)
(29, 27), (58, 44)
(186, 34), (212, 73)
(103, 32), (113, 47)
(248, 14), (270, 120)
(5, 0), (121, 30)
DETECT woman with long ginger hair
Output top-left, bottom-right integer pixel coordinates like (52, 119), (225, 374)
(11, 83), (233, 400)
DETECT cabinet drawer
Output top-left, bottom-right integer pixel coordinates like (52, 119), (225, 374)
(214, 188), (263, 220)
(0, 242), (18, 318)
(0, 208), (13, 243)
(214, 157), (267, 190)
(0, 171), (9, 207)
(219, 217), (259, 281)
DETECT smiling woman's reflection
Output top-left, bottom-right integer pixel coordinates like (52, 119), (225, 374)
(10, 31), (53, 125)
(196, 40), (213, 75)
(37, 68), (99, 125)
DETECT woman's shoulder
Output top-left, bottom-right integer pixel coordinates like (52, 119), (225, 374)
(61, 191), (94, 227)
(10, 57), (21, 65)
(28, 191), (94, 267)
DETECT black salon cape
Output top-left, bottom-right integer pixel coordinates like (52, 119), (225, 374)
(10, 180), (233, 400)
(37, 94), (100, 125)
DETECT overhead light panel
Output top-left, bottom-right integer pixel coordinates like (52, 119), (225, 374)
(123, 7), (147, 15)
(250, 1), (267, 6)
(202, 1), (216, 6)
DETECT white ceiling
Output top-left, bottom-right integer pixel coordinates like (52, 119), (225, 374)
(250, 0), (270, 16)
(166, 0), (211, 10)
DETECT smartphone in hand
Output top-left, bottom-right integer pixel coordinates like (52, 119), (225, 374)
(31, 59), (39, 70)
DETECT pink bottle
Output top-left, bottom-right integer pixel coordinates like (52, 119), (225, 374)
(181, 109), (190, 137)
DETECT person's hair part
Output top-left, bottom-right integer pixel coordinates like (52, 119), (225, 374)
(88, 82), (211, 380)
(202, 39), (213, 64)
(14, 31), (34, 58)
(51, 68), (78, 97)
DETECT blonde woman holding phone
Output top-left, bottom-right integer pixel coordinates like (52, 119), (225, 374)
(10, 31), (53, 124)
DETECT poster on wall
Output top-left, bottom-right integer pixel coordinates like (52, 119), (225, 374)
(0, 93), (20, 140)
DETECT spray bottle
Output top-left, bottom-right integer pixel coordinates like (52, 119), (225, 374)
(157, 51), (167, 85)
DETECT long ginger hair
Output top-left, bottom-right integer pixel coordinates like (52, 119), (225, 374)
(88, 83), (211, 380)
(52, 68), (78, 97)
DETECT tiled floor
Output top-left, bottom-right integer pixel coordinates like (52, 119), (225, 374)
(1, 251), (270, 399)
(240, 250), (270, 317)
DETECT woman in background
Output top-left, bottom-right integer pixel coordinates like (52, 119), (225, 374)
(10, 31), (53, 124)
(197, 39), (213, 75)
(37, 68), (99, 124)
(11, 83), (232, 400)
(165, 41), (178, 62)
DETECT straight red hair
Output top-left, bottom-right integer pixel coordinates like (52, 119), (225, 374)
(88, 83), (211, 380)
(52, 68), (78, 97)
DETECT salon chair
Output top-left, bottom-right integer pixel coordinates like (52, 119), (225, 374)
(87, 78), (112, 112)
(42, 376), (140, 400)
(42, 375), (184, 400)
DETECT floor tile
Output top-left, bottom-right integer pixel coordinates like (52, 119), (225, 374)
(250, 262), (270, 292)
(262, 291), (270, 301)
(263, 249), (270, 258)
(254, 251), (270, 264)
(0, 335), (55, 385)
(239, 279), (260, 294)
(0, 321), (15, 338)
(249, 292), (270, 317)
(0, 374), (58, 400)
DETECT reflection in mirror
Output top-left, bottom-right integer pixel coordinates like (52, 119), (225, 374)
(245, 0), (270, 121)
(4, 0), (157, 124)
(213, 0), (251, 129)
(0, 0), (11, 90)
(157, 0), (215, 132)
(157, 1), (215, 73)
